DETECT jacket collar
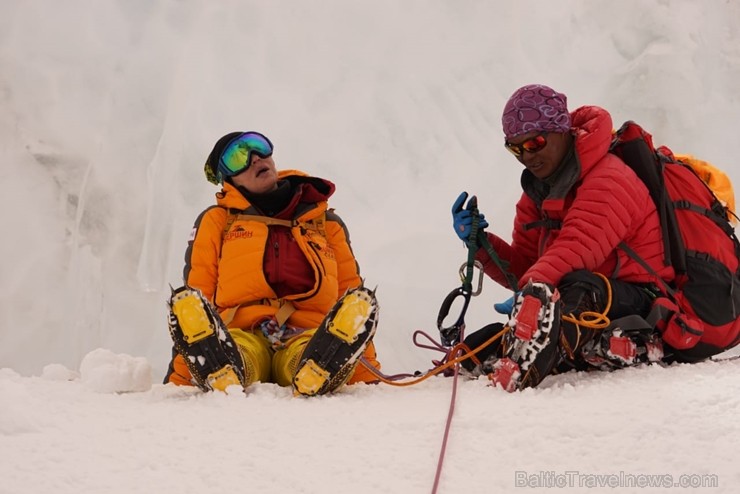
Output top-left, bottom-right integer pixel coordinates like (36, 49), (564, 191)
(521, 105), (614, 212)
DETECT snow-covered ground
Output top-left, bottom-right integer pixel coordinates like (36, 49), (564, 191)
(1, 1), (740, 493)
(2, 358), (739, 493)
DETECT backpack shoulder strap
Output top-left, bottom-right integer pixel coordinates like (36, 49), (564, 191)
(610, 121), (685, 272)
(618, 240), (675, 298)
(522, 218), (562, 231)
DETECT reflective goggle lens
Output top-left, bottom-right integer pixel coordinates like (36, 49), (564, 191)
(504, 134), (548, 157)
(219, 132), (274, 177)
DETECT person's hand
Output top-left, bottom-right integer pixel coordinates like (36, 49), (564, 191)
(451, 191), (489, 241)
(494, 294), (517, 315)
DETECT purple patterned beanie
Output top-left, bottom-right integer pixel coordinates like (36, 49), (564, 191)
(501, 84), (571, 139)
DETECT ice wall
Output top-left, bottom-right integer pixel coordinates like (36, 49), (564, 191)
(1, 0), (738, 377)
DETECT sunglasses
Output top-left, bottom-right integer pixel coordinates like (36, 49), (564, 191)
(504, 133), (548, 157)
(219, 132), (274, 178)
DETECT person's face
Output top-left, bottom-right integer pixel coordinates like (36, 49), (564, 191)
(506, 131), (571, 179)
(230, 154), (279, 193)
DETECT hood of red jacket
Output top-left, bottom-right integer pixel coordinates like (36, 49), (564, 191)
(571, 105), (614, 179)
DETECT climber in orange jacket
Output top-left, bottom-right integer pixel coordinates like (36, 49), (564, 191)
(164, 131), (380, 391)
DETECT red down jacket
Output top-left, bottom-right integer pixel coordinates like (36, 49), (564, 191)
(479, 105), (675, 289)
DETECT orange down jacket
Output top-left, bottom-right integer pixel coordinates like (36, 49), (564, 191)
(479, 106), (676, 290)
(177, 169), (379, 382)
(184, 169), (361, 328)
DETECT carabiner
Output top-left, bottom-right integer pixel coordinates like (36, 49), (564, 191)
(436, 286), (472, 347)
(459, 260), (484, 296)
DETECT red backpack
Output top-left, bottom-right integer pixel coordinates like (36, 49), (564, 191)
(610, 121), (740, 361)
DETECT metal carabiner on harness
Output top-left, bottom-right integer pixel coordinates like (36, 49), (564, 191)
(436, 260), (484, 347)
(459, 260), (484, 297)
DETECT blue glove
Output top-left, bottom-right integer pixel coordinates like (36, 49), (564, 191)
(451, 191), (489, 241)
(494, 293), (518, 315)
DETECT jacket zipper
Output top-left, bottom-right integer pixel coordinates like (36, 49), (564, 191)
(290, 236), (325, 303)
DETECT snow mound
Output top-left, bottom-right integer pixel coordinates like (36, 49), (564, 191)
(41, 363), (80, 381)
(79, 348), (152, 393)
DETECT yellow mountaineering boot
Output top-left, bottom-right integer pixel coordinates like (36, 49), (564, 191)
(167, 286), (248, 392)
(292, 284), (379, 396)
(229, 329), (272, 385)
(273, 330), (314, 387)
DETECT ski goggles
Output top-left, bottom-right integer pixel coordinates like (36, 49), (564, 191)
(218, 132), (274, 178)
(504, 133), (548, 157)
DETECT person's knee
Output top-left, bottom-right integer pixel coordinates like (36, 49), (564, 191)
(558, 270), (608, 315)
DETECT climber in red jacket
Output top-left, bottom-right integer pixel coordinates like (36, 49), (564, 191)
(453, 84), (674, 391)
